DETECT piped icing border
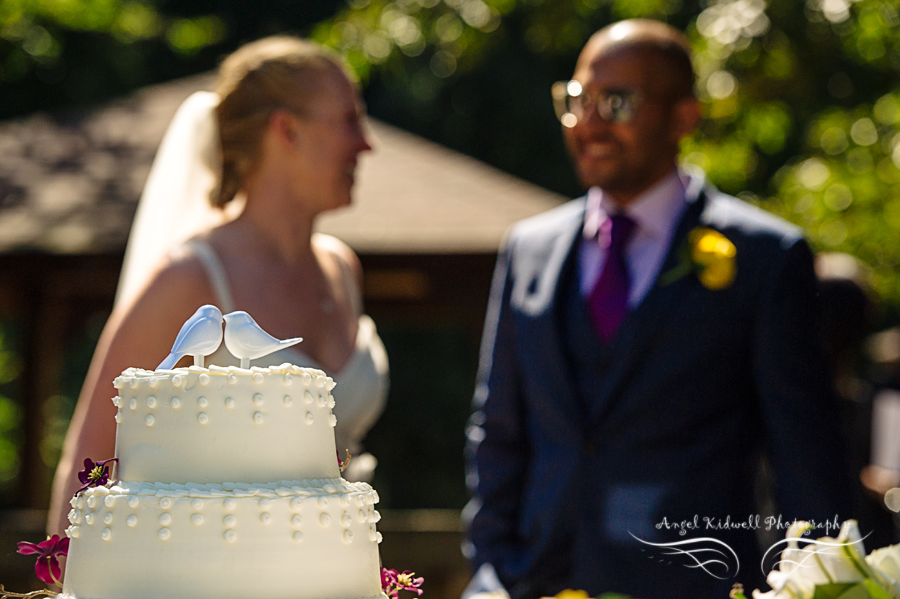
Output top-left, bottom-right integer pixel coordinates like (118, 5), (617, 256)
(71, 478), (378, 501)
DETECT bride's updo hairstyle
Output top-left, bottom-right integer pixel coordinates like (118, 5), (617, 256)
(212, 36), (349, 207)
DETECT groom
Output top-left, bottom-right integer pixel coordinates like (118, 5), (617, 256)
(464, 19), (850, 599)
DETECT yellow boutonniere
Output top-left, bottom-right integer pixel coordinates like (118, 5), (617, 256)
(659, 227), (737, 290)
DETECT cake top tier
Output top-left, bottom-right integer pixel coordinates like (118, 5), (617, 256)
(112, 363), (341, 485)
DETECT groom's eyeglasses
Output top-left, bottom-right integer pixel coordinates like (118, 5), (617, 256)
(551, 80), (642, 127)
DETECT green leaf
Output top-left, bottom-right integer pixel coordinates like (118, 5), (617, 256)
(861, 578), (894, 599)
(812, 583), (857, 599)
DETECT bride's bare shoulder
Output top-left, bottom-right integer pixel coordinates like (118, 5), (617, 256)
(312, 233), (361, 280)
(129, 247), (217, 312)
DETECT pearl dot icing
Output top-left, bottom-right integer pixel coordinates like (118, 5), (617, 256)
(103, 512), (113, 524)
(228, 374), (238, 385)
(284, 373), (293, 385)
(261, 512), (272, 524)
(192, 514), (204, 525)
(198, 397), (208, 408)
(224, 397), (235, 409)
(318, 395), (327, 408)
(253, 393), (264, 406)
(303, 373), (312, 385)
(224, 530), (237, 543)
(317, 497), (329, 509)
(376, 532), (383, 543)
(199, 373), (210, 385)
(283, 395), (293, 407)
(129, 398), (137, 410)
(149, 377), (159, 389)
(253, 373), (264, 384)
(87, 496), (97, 509)
(305, 412), (314, 425)
(258, 498), (271, 510)
(158, 528), (171, 540)
(320, 513), (331, 527)
(171, 397), (181, 409)
(224, 498), (236, 510)
(343, 530), (353, 544)
(68, 526), (80, 538)
(330, 414), (338, 427)
(115, 412), (122, 423)
(172, 375), (183, 388)
(341, 512), (352, 527)
(369, 527), (377, 542)
(192, 499), (203, 510)
(102, 528), (112, 541)
(317, 376), (326, 388)
(340, 495), (351, 507)
(160, 497), (172, 509)
(290, 498), (303, 511)
(145, 415), (155, 427)
(291, 515), (303, 527)
(198, 413), (208, 425)
(127, 515), (137, 527)
(293, 531), (303, 542)
(304, 391), (314, 404)
(253, 412), (264, 424)
(159, 513), (172, 526)
(223, 515), (236, 527)
(129, 378), (139, 389)
(128, 497), (139, 508)
(358, 510), (367, 523)
(328, 395), (336, 409)
(147, 396), (157, 408)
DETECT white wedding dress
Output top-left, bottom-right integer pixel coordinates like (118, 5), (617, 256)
(116, 91), (389, 481)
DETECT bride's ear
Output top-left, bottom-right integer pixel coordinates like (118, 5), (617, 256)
(269, 110), (301, 149)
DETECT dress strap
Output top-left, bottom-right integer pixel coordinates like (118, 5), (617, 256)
(337, 254), (363, 316)
(184, 239), (236, 313)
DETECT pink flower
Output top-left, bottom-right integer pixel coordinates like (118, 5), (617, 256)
(17, 534), (69, 587)
(381, 568), (424, 598)
(76, 457), (117, 493)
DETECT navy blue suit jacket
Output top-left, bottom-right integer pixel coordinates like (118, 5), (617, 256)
(465, 181), (850, 599)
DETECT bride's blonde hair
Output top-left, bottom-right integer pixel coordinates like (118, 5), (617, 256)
(212, 36), (349, 207)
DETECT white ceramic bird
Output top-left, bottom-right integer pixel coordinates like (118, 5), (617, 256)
(222, 311), (303, 369)
(157, 305), (224, 370)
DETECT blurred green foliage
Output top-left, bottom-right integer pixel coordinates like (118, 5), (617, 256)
(313, 0), (900, 309)
(0, 0), (343, 117)
(0, 322), (24, 506)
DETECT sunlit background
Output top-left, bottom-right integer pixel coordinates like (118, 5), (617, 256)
(1, 0), (900, 592)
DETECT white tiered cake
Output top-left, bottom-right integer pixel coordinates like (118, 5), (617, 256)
(61, 363), (385, 599)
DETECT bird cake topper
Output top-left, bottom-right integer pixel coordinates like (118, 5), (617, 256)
(158, 305), (224, 370)
(157, 305), (302, 370)
(223, 311), (303, 369)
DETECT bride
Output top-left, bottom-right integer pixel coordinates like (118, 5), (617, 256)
(47, 37), (389, 536)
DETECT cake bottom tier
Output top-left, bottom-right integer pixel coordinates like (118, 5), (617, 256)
(61, 479), (385, 599)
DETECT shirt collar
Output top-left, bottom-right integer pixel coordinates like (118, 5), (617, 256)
(583, 169), (689, 240)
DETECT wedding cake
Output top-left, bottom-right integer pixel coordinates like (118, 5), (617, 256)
(60, 362), (386, 599)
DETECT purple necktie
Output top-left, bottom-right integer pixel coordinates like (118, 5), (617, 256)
(588, 213), (637, 341)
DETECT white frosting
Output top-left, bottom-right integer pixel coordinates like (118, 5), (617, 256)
(62, 362), (385, 599)
(112, 364), (340, 484)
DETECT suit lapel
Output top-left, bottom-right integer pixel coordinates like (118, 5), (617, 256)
(586, 188), (710, 425)
(520, 202), (592, 433)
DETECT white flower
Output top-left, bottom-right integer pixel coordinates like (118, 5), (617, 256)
(753, 521), (871, 599)
(866, 544), (900, 598)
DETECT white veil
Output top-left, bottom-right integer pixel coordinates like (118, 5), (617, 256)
(115, 91), (244, 308)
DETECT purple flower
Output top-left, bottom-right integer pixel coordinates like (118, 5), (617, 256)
(381, 568), (424, 598)
(17, 535), (69, 587)
(76, 457), (117, 493)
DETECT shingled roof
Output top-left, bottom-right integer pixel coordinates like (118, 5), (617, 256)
(0, 74), (566, 256)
